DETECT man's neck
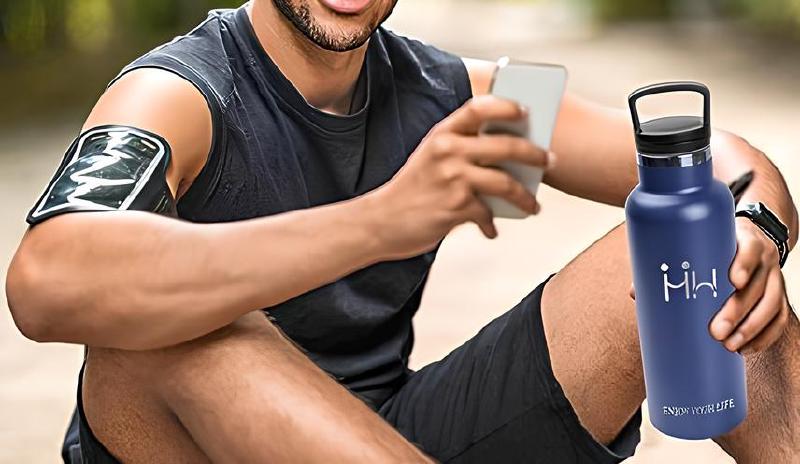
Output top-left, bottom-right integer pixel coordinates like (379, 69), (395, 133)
(248, 1), (367, 115)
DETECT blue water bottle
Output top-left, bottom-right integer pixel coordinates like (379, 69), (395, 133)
(625, 82), (747, 439)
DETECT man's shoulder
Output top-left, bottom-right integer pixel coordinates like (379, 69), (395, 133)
(376, 28), (472, 101)
(112, 9), (238, 107)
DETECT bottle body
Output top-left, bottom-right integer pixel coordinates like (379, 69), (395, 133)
(625, 156), (747, 439)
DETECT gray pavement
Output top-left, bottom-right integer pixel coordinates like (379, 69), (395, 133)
(1, 1), (798, 461)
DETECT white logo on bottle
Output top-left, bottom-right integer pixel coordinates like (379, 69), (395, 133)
(660, 261), (718, 303)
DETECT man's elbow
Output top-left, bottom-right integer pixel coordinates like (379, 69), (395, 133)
(6, 245), (68, 343)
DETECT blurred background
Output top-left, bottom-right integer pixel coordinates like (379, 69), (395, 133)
(1, 0), (798, 462)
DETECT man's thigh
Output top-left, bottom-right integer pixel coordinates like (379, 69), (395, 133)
(380, 272), (642, 464)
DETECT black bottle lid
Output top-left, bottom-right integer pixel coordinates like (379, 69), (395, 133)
(628, 82), (711, 155)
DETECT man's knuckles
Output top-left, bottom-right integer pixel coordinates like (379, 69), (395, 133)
(428, 134), (458, 160)
(446, 183), (474, 212)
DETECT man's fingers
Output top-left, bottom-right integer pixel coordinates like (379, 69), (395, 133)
(739, 297), (790, 354)
(723, 269), (785, 352)
(463, 165), (538, 215)
(461, 199), (497, 239)
(709, 264), (768, 340)
(462, 134), (550, 169)
(442, 95), (526, 135)
(730, 226), (764, 289)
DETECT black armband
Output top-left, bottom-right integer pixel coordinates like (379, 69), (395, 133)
(27, 125), (176, 225)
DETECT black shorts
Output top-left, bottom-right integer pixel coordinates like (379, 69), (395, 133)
(63, 278), (641, 463)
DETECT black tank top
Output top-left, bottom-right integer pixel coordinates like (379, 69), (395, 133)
(111, 7), (472, 407)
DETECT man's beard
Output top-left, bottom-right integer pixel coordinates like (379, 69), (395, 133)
(271, 0), (380, 52)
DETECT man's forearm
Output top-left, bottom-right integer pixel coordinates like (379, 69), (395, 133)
(712, 130), (798, 250)
(548, 95), (798, 249)
(546, 94), (640, 206)
(6, 196), (386, 350)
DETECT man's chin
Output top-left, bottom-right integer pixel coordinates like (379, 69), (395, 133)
(272, 0), (389, 52)
(305, 10), (379, 51)
(312, 31), (372, 52)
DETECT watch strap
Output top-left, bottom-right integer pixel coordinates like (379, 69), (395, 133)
(736, 204), (790, 268)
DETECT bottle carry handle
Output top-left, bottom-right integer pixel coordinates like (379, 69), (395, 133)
(628, 81), (711, 136)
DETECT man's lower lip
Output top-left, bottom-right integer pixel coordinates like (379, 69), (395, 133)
(319, 0), (372, 15)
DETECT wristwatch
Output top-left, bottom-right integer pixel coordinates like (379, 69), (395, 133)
(736, 202), (790, 268)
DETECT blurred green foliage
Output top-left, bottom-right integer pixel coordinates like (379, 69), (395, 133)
(0, 0), (242, 56)
(0, 0), (242, 124)
(589, 0), (673, 20)
(589, 0), (800, 33)
(733, 0), (800, 35)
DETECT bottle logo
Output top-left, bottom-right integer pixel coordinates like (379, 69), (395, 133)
(660, 261), (718, 303)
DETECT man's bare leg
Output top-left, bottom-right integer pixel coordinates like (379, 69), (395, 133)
(542, 223), (800, 462)
(83, 311), (430, 463)
(716, 322), (800, 462)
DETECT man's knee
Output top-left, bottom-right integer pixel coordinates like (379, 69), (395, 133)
(85, 311), (285, 399)
(716, 313), (800, 462)
(541, 223), (643, 445)
(81, 315), (281, 464)
(82, 311), (288, 449)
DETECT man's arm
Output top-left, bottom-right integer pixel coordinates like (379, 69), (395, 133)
(548, 95), (799, 248)
(465, 58), (798, 354)
(6, 70), (547, 350)
(5, 69), (387, 350)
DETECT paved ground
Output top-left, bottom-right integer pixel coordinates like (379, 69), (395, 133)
(1, 1), (798, 462)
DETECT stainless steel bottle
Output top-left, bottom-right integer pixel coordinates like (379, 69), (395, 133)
(625, 82), (747, 439)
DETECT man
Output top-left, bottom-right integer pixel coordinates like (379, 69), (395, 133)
(5, 0), (799, 462)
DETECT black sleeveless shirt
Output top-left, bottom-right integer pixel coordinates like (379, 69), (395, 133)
(111, 7), (472, 407)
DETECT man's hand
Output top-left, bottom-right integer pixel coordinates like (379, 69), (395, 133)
(709, 218), (792, 354)
(368, 95), (551, 260)
(630, 219), (792, 354)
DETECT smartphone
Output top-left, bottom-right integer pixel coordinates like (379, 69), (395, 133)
(481, 57), (567, 219)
